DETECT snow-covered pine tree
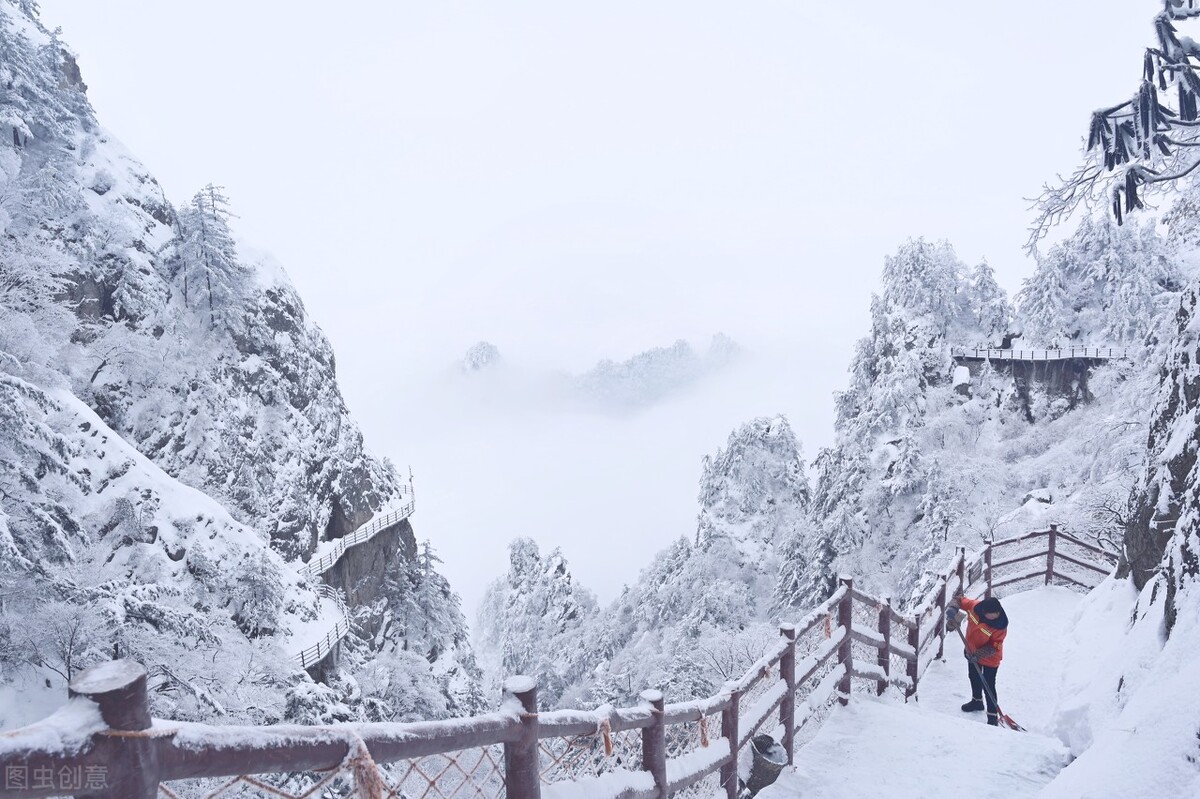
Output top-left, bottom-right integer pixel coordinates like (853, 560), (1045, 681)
(697, 415), (808, 560)
(808, 242), (966, 578)
(177, 184), (245, 326)
(968, 259), (1012, 346)
(475, 538), (598, 707)
(1016, 248), (1073, 346)
(1018, 215), (1176, 346)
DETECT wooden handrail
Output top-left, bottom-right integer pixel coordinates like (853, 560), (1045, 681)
(990, 550), (1050, 571)
(991, 567), (1051, 590)
(1045, 570), (1096, 590)
(989, 529), (1051, 549)
(1052, 550), (1114, 576)
(1053, 530), (1120, 560)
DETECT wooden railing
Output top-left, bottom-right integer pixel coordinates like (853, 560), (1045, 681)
(951, 346), (1131, 362)
(0, 527), (1117, 799)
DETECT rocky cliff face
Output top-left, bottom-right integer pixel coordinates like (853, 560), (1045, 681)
(1123, 287), (1200, 632)
(956, 357), (1099, 421)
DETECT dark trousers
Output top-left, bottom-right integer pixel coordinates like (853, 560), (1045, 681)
(967, 662), (999, 714)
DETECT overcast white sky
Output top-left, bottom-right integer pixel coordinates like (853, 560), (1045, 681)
(37, 0), (1158, 613)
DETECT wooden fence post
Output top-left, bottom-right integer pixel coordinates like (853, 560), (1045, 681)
(503, 677), (541, 799)
(720, 685), (741, 799)
(778, 625), (796, 765)
(955, 547), (966, 596)
(877, 599), (890, 697)
(906, 616), (919, 698)
(640, 690), (667, 799)
(68, 660), (158, 799)
(1046, 524), (1058, 585)
(934, 578), (947, 661)
(984, 545), (994, 599)
(837, 576), (853, 706)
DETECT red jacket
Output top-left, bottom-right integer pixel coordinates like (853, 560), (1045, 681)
(960, 597), (1007, 667)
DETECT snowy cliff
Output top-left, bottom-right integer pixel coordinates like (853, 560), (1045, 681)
(0, 0), (479, 725)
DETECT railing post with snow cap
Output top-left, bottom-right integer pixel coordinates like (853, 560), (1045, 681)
(955, 546), (966, 597)
(984, 544), (994, 599)
(1046, 524), (1058, 585)
(837, 576), (853, 706)
(68, 660), (159, 798)
(934, 577), (947, 661)
(503, 677), (541, 799)
(720, 683), (741, 799)
(640, 690), (667, 799)
(906, 612), (919, 697)
(877, 598), (890, 697)
(779, 624), (797, 764)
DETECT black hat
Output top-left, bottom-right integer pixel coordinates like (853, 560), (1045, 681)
(975, 597), (1008, 629)
(976, 597), (1003, 615)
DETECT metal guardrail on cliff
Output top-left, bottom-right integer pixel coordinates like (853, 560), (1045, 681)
(290, 482), (415, 668)
(292, 584), (352, 671)
(951, 346), (1131, 362)
(0, 526), (1117, 799)
(299, 484), (416, 578)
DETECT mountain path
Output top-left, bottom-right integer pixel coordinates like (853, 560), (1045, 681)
(760, 588), (1081, 799)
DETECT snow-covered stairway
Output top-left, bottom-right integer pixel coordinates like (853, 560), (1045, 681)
(761, 588), (1080, 799)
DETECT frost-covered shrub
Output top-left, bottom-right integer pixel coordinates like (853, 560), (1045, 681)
(284, 681), (354, 725)
(358, 650), (451, 722)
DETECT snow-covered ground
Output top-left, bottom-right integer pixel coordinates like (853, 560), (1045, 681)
(761, 588), (1090, 799)
(918, 587), (1081, 732)
(764, 698), (1068, 798)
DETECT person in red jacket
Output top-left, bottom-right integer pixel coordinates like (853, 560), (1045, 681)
(946, 595), (1008, 726)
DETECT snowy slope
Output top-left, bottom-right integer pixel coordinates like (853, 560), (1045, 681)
(0, 373), (316, 724)
(1038, 580), (1200, 797)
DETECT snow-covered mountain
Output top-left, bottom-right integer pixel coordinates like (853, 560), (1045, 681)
(573, 334), (742, 411)
(454, 334), (742, 414)
(772, 230), (1179, 611)
(0, 0), (479, 726)
(476, 415), (809, 707)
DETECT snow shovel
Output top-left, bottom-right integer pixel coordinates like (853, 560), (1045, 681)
(950, 619), (1026, 732)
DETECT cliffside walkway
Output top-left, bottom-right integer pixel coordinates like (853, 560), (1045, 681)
(299, 482), (416, 577)
(289, 584), (352, 671)
(0, 527), (1118, 799)
(290, 482), (416, 668)
(952, 346), (1131, 362)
